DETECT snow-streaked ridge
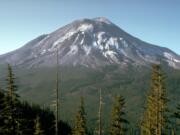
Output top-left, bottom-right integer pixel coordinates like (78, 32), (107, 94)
(1, 17), (180, 69)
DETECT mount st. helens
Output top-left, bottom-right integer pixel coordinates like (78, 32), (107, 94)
(0, 18), (180, 130)
(0, 17), (180, 69)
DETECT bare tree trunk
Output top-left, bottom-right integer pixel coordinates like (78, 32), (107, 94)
(55, 49), (59, 135)
(98, 89), (103, 135)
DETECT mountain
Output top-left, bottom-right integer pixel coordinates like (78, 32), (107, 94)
(0, 17), (180, 69)
(0, 17), (180, 131)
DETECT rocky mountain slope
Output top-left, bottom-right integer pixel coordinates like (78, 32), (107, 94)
(0, 17), (180, 69)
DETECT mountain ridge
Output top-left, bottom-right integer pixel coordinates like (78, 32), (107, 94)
(0, 17), (180, 69)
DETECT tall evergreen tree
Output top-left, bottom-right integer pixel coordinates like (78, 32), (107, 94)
(72, 97), (87, 135)
(173, 104), (180, 134)
(109, 95), (128, 135)
(2, 64), (20, 135)
(34, 116), (44, 135)
(141, 64), (169, 135)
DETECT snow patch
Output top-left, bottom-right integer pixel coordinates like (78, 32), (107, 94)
(94, 17), (112, 25)
(80, 38), (84, 45)
(74, 33), (80, 43)
(97, 32), (106, 45)
(83, 46), (91, 55)
(53, 31), (77, 48)
(119, 37), (123, 41)
(78, 24), (93, 32)
(41, 49), (47, 55)
(164, 52), (174, 60)
(163, 52), (180, 63)
(106, 37), (118, 49)
(174, 59), (180, 63)
(104, 43), (110, 50)
(67, 45), (78, 56)
(93, 41), (98, 48)
(167, 60), (176, 68)
(103, 50), (119, 63)
(99, 44), (104, 51)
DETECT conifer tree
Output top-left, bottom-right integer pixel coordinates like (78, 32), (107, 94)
(34, 116), (44, 135)
(174, 104), (180, 122)
(2, 64), (20, 135)
(173, 104), (180, 133)
(72, 97), (87, 135)
(109, 95), (128, 135)
(16, 103), (32, 135)
(141, 64), (169, 135)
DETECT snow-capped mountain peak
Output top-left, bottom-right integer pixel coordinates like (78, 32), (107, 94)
(0, 17), (180, 69)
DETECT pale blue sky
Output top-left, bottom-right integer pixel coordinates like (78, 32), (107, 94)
(0, 0), (180, 54)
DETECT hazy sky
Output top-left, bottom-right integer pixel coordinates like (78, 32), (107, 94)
(0, 0), (180, 54)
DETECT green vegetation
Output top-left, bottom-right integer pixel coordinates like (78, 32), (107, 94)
(173, 104), (180, 133)
(2, 64), (20, 135)
(141, 65), (169, 135)
(0, 64), (180, 134)
(0, 64), (71, 135)
(109, 96), (128, 135)
(72, 97), (87, 135)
